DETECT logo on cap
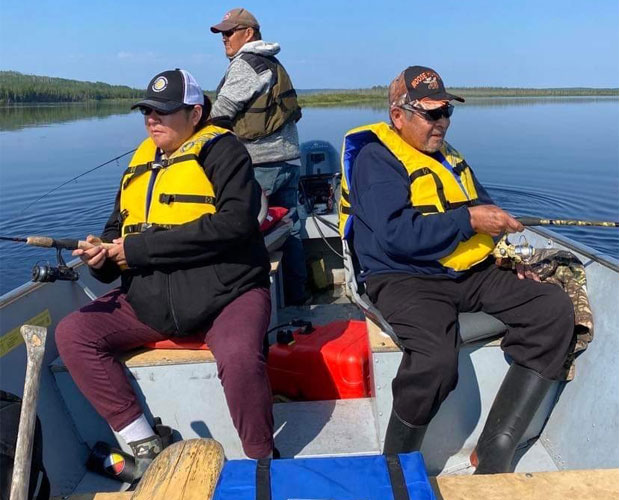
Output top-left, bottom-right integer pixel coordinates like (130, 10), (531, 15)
(223, 11), (231, 20)
(152, 77), (168, 93)
(410, 72), (439, 90)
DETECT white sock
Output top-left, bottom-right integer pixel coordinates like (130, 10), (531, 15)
(118, 414), (154, 444)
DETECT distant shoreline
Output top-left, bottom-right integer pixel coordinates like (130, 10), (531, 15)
(1, 71), (617, 105)
(1, 91), (617, 108)
(297, 88), (619, 106)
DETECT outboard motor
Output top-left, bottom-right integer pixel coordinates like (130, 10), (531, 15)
(299, 140), (341, 214)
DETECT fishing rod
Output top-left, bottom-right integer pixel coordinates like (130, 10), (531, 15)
(16, 148), (136, 217)
(494, 216), (619, 263)
(0, 149), (135, 283)
(0, 235), (114, 283)
(516, 217), (619, 228)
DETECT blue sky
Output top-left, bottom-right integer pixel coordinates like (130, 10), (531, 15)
(0, 0), (617, 90)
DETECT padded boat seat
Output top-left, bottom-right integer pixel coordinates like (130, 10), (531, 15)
(342, 240), (507, 348)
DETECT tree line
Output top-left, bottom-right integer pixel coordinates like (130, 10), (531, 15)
(0, 71), (143, 104)
(1, 71), (617, 105)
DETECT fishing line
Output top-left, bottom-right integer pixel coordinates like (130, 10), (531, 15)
(18, 148), (136, 216)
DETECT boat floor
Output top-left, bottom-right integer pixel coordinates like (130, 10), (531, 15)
(56, 468), (619, 500)
(66, 288), (562, 496)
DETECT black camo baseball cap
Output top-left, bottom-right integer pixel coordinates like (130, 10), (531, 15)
(131, 69), (205, 113)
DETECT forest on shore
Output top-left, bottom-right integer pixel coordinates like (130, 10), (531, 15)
(0, 71), (142, 104)
(1, 71), (617, 105)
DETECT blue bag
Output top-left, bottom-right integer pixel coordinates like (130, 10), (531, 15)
(213, 452), (436, 500)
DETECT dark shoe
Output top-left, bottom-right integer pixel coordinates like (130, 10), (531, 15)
(128, 434), (164, 482)
(128, 417), (173, 483)
(472, 363), (553, 474)
(383, 410), (427, 455)
(153, 417), (173, 448)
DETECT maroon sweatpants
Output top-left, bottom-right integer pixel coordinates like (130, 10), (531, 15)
(56, 286), (273, 458)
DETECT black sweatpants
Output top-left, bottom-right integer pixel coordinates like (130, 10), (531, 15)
(366, 260), (574, 427)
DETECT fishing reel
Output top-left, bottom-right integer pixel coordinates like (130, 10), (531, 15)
(31, 248), (79, 283)
(493, 234), (536, 264)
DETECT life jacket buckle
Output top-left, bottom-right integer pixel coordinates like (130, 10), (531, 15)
(159, 194), (174, 204)
(118, 209), (129, 224)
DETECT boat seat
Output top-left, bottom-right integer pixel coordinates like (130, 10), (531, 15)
(341, 239), (506, 348)
(264, 218), (293, 253)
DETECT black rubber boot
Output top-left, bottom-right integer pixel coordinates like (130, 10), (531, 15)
(472, 363), (554, 474)
(383, 410), (427, 455)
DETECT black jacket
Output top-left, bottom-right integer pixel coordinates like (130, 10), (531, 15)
(91, 133), (270, 335)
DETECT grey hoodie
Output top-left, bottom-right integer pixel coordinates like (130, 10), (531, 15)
(211, 40), (300, 165)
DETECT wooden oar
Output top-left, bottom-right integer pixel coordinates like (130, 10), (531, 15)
(10, 325), (47, 500)
(131, 439), (225, 500)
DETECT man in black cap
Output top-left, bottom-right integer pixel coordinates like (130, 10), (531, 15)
(210, 7), (307, 306)
(339, 66), (574, 473)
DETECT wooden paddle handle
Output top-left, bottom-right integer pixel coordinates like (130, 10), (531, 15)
(10, 325), (47, 500)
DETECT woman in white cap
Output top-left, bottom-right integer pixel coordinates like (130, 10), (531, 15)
(56, 69), (276, 481)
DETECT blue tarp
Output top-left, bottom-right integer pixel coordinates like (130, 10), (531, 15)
(213, 452), (436, 500)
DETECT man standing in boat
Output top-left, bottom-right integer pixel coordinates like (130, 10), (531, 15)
(210, 8), (308, 306)
(56, 69), (276, 480)
(340, 66), (574, 474)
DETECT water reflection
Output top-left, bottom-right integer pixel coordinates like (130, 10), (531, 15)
(0, 99), (617, 294)
(2, 96), (616, 131)
(301, 95), (617, 110)
(0, 102), (135, 131)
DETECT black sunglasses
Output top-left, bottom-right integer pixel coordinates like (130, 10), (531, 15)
(400, 103), (454, 121)
(139, 106), (192, 116)
(221, 27), (246, 37)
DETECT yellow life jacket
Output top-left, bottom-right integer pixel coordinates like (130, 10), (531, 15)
(339, 122), (495, 272)
(120, 124), (230, 236)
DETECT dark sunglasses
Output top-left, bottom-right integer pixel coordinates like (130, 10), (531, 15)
(139, 106), (192, 116)
(221, 27), (246, 37)
(400, 103), (454, 121)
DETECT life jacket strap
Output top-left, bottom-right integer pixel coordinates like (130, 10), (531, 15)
(123, 222), (178, 235)
(122, 154), (199, 190)
(409, 167), (449, 212)
(413, 204), (441, 214)
(158, 193), (216, 205)
(453, 160), (470, 176)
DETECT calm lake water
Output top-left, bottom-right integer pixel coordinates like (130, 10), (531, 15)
(0, 98), (618, 295)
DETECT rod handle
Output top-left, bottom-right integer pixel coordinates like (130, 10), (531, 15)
(77, 237), (116, 250)
(516, 217), (542, 226)
(25, 236), (55, 247)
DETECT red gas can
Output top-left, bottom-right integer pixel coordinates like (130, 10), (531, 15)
(267, 320), (370, 401)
